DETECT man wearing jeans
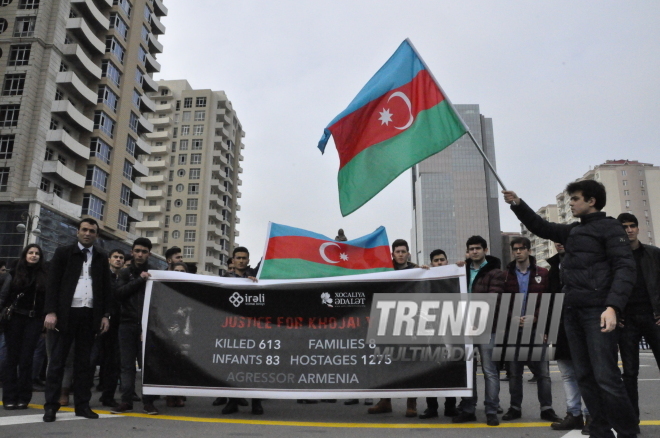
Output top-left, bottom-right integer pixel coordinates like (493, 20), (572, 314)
(452, 236), (504, 427)
(617, 213), (660, 427)
(500, 237), (560, 423)
(503, 180), (638, 438)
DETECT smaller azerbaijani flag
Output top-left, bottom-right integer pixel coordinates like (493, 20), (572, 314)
(257, 223), (393, 280)
(318, 39), (468, 216)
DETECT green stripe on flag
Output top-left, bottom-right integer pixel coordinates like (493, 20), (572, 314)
(338, 100), (466, 216)
(259, 259), (392, 280)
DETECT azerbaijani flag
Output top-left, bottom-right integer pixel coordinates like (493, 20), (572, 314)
(318, 39), (468, 216)
(258, 223), (393, 279)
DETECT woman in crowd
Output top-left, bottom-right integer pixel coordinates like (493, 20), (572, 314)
(0, 244), (48, 409)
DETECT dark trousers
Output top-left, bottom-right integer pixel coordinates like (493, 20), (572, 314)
(425, 397), (456, 411)
(619, 311), (660, 421)
(2, 314), (43, 404)
(508, 359), (552, 411)
(44, 308), (96, 411)
(91, 320), (120, 401)
(118, 323), (155, 405)
(564, 306), (638, 438)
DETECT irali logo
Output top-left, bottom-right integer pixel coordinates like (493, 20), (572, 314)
(229, 292), (244, 307)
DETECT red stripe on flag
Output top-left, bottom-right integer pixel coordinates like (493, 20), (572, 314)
(329, 69), (445, 169)
(264, 236), (392, 270)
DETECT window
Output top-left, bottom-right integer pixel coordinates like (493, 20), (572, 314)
(184, 230), (196, 242)
(132, 89), (141, 107)
(178, 154), (187, 165)
(196, 97), (207, 107)
(143, 4), (151, 22)
(120, 184), (131, 206)
(625, 200), (630, 208)
(44, 147), (54, 161)
(185, 214), (197, 226)
(171, 141), (176, 152)
(117, 211), (129, 232)
(14, 17), (35, 37)
(134, 68), (143, 88)
(177, 169), (185, 177)
(137, 46), (147, 66)
(181, 125), (189, 136)
(8, 44), (30, 66)
(2, 74), (25, 96)
(188, 183), (199, 195)
(168, 170), (174, 181)
(55, 89), (63, 101)
(59, 62), (68, 72)
(172, 230), (180, 239)
(640, 180), (645, 187)
(0, 135), (15, 159)
(169, 156), (175, 166)
(18, 0), (40, 10)
(174, 199), (182, 208)
(166, 201), (171, 212)
(141, 25), (149, 43)
(194, 111), (205, 121)
(173, 214), (181, 223)
(178, 140), (188, 151)
(126, 135), (137, 156)
(183, 246), (194, 258)
(165, 215), (170, 227)
(172, 127), (178, 138)
(110, 13), (129, 40)
(114, 0), (132, 18)
(191, 154), (202, 164)
(622, 180), (628, 186)
(82, 194), (105, 220)
(187, 199), (198, 210)
(621, 170), (627, 176)
(191, 139), (202, 150)
(145, 231), (154, 237)
(182, 111), (191, 122)
(642, 190), (646, 196)
(175, 183), (184, 192)
(0, 105), (20, 127)
(183, 97), (192, 108)
(94, 111), (115, 138)
(40, 177), (50, 192)
(53, 184), (63, 197)
(101, 60), (121, 87)
(105, 36), (125, 64)
(167, 185), (172, 196)
(58, 155), (67, 165)
(624, 190), (630, 196)
(645, 211), (649, 217)
(86, 165), (109, 192)
(123, 160), (133, 179)
(0, 167), (9, 192)
(49, 118), (59, 130)
(98, 86), (119, 112)
(175, 100), (181, 111)
(193, 125), (204, 135)
(189, 168), (200, 180)
(643, 200), (647, 206)
(129, 112), (139, 133)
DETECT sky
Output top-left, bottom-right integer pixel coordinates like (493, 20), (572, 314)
(153, 0), (660, 262)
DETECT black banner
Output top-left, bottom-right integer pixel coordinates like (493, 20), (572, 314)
(142, 267), (473, 398)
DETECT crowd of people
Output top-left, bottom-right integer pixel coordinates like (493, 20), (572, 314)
(0, 179), (657, 438)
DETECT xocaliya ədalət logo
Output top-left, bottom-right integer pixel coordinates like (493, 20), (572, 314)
(321, 292), (366, 308)
(229, 291), (265, 308)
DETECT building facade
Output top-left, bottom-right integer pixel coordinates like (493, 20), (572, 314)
(0, 0), (167, 261)
(140, 79), (244, 275)
(519, 204), (558, 268)
(411, 104), (501, 264)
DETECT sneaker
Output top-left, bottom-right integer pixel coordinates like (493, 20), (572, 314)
(551, 413), (584, 430)
(541, 408), (562, 422)
(452, 412), (477, 423)
(502, 408), (522, 421)
(581, 414), (591, 435)
(486, 413), (500, 426)
(110, 402), (133, 414)
(143, 403), (159, 415)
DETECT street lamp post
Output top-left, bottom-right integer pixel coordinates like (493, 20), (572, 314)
(16, 211), (41, 249)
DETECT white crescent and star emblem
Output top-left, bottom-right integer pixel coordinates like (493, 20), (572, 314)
(378, 91), (414, 130)
(319, 242), (349, 264)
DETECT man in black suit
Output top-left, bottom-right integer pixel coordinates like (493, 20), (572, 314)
(43, 218), (112, 422)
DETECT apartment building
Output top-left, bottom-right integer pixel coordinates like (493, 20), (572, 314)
(140, 79), (245, 275)
(0, 0), (167, 260)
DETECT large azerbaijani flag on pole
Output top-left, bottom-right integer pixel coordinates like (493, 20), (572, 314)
(257, 223), (393, 280)
(318, 39), (468, 216)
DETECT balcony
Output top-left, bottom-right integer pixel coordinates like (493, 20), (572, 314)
(140, 94), (157, 113)
(215, 126), (230, 139)
(140, 174), (165, 184)
(71, 0), (110, 29)
(238, 153), (244, 161)
(128, 206), (143, 222)
(134, 115), (153, 134)
(146, 236), (161, 245)
(36, 190), (82, 218)
(66, 18), (105, 55)
(144, 52), (161, 73)
(56, 71), (97, 106)
(145, 190), (164, 199)
(150, 145), (168, 155)
(150, 14), (166, 35)
(46, 130), (90, 159)
(62, 44), (102, 79)
(135, 220), (162, 230)
(51, 100), (93, 132)
(42, 160), (85, 188)
(153, 0), (168, 16)
(133, 160), (149, 177)
(136, 137), (151, 155)
(145, 130), (169, 141)
(237, 178), (242, 186)
(145, 160), (166, 170)
(138, 205), (163, 214)
(131, 181), (147, 199)
(155, 103), (172, 113)
(142, 74), (158, 92)
(148, 116), (171, 127)
(148, 33), (163, 54)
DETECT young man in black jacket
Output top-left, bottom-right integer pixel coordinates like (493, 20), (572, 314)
(111, 238), (158, 415)
(617, 213), (660, 427)
(503, 180), (638, 438)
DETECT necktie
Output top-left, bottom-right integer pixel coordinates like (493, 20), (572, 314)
(82, 248), (90, 262)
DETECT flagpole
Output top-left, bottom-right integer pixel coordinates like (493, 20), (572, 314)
(405, 38), (507, 191)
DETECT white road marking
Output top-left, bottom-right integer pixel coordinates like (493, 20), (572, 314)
(0, 412), (120, 427)
(638, 378), (660, 381)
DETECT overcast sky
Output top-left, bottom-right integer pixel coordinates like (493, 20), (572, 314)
(154, 0), (660, 261)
